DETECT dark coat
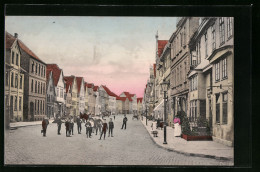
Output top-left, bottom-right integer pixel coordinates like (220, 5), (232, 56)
(42, 119), (49, 129)
(108, 121), (114, 129)
(76, 118), (82, 125)
(102, 123), (108, 132)
(123, 117), (128, 123)
(65, 121), (70, 130)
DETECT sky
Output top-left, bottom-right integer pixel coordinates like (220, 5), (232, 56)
(5, 16), (177, 97)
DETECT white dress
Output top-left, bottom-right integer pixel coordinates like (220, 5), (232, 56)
(174, 123), (182, 137)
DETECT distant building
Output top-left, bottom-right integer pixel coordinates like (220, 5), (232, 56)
(102, 85), (117, 115)
(64, 78), (72, 116)
(93, 85), (100, 115)
(76, 77), (85, 115)
(46, 70), (55, 119)
(137, 97), (143, 115)
(46, 64), (65, 118)
(5, 32), (25, 125)
(64, 76), (78, 116)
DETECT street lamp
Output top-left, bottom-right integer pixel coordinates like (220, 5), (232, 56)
(160, 80), (169, 144)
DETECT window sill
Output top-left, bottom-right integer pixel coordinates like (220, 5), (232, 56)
(215, 80), (220, 83)
(219, 41), (225, 47)
(227, 35), (233, 41)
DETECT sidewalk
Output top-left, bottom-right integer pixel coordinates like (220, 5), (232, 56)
(141, 117), (234, 162)
(10, 119), (54, 129)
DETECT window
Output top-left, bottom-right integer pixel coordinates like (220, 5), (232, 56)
(211, 24), (216, 51)
(43, 67), (45, 77)
(11, 51), (14, 64)
(41, 66), (43, 77)
(183, 27), (186, 45)
(35, 81), (37, 93)
(11, 72), (14, 87)
(14, 96), (17, 111)
(190, 100), (197, 122)
(43, 100), (45, 114)
(38, 82), (40, 94)
(38, 65), (40, 76)
(205, 32), (208, 57)
(227, 17), (233, 38)
(47, 95), (49, 102)
(60, 88), (63, 98)
(31, 79), (34, 92)
(16, 53), (19, 66)
(36, 63), (38, 74)
(222, 92), (228, 124)
(6, 72), (9, 86)
(35, 100), (37, 114)
(216, 94), (220, 123)
(222, 58), (227, 79)
(215, 62), (220, 81)
(19, 96), (22, 111)
(219, 17), (225, 44)
(57, 88), (59, 97)
(190, 75), (198, 91)
(15, 74), (18, 88)
(196, 41), (201, 65)
(31, 61), (34, 73)
(19, 75), (22, 89)
(40, 100), (42, 114)
(38, 100), (39, 114)
(43, 83), (45, 94)
(41, 83), (42, 94)
(179, 65), (182, 83)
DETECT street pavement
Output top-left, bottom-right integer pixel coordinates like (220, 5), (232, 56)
(5, 114), (233, 166)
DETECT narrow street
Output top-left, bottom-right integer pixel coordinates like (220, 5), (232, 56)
(5, 114), (232, 165)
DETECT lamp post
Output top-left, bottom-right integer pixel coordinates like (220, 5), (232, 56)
(161, 80), (169, 144)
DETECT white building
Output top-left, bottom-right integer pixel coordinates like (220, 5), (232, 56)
(76, 77), (85, 115)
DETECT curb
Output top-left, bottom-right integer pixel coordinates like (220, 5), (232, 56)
(140, 120), (233, 162)
(10, 123), (42, 130)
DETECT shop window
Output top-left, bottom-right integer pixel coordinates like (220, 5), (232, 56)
(222, 92), (228, 124)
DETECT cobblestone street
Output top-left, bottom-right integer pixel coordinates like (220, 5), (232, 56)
(5, 114), (233, 166)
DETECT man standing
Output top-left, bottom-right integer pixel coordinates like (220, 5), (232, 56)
(108, 118), (114, 137)
(99, 119), (108, 140)
(96, 119), (102, 135)
(85, 120), (92, 138)
(57, 117), (62, 135)
(41, 117), (49, 137)
(65, 119), (70, 137)
(121, 115), (128, 130)
(76, 116), (82, 134)
(69, 118), (74, 135)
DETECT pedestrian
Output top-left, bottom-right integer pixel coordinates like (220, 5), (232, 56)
(76, 116), (82, 134)
(65, 119), (70, 137)
(121, 115), (128, 130)
(41, 117), (49, 137)
(89, 119), (94, 136)
(85, 120), (92, 138)
(69, 118), (74, 135)
(57, 116), (62, 135)
(99, 119), (108, 140)
(96, 119), (102, 135)
(108, 118), (114, 137)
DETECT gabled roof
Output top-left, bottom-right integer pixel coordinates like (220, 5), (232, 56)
(76, 77), (83, 94)
(6, 32), (44, 63)
(87, 83), (94, 88)
(121, 91), (133, 101)
(158, 40), (168, 58)
(137, 97), (143, 103)
(116, 96), (127, 101)
(5, 32), (16, 49)
(102, 85), (118, 97)
(46, 70), (52, 83)
(46, 64), (62, 86)
(93, 86), (99, 92)
(64, 76), (75, 93)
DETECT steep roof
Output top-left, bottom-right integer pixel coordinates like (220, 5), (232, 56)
(102, 85), (117, 97)
(5, 32), (16, 49)
(76, 77), (83, 94)
(121, 91), (133, 101)
(137, 97), (143, 103)
(6, 32), (44, 63)
(116, 96), (127, 101)
(64, 76), (74, 93)
(46, 64), (62, 86)
(158, 40), (168, 58)
(46, 70), (52, 83)
(93, 86), (98, 92)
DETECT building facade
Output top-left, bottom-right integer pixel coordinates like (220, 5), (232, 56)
(5, 32), (24, 124)
(137, 97), (143, 116)
(46, 70), (55, 119)
(64, 76), (78, 116)
(169, 17), (200, 121)
(76, 77), (85, 115)
(18, 34), (47, 121)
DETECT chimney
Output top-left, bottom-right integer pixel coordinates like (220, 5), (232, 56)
(14, 33), (18, 38)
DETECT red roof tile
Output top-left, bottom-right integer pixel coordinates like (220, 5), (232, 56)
(46, 64), (62, 86)
(93, 86), (98, 92)
(46, 70), (52, 83)
(64, 76), (74, 93)
(137, 97), (143, 103)
(76, 77), (83, 94)
(116, 96), (127, 101)
(158, 40), (168, 58)
(5, 32), (16, 49)
(102, 85), (118, 97)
